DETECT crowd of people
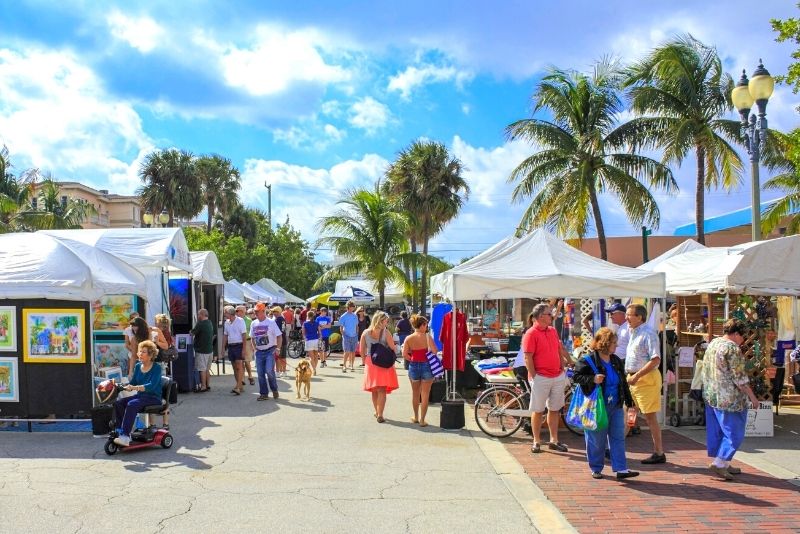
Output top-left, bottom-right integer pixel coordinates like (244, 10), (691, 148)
(113, 296), (761, 483)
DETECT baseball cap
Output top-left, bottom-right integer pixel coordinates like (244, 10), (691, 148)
(254, 302), (266, 312)
(604, 303), (626, 314)
(271, 306), (283, 313)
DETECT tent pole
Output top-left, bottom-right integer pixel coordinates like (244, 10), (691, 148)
(660, 297), (667, 429)
(724, 294), (730, 320)
(451, 302), (457, 400)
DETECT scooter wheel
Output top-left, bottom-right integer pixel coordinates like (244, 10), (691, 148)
(104, 441), (119, 455)
(160, 433), (174, 449)
(669, 413), (681, 427)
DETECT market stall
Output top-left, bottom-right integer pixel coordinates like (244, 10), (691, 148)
(242, 282), (278, 303)
(41, 228), (193, 322)
(430, 229), (666, 427)
(224, 279), (261, 304)
(255, 278), (305, 306)
(0, 233), (147, 420)
(649, 235), (800, 433)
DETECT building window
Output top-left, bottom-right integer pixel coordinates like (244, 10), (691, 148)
(61, 196), (68, 208)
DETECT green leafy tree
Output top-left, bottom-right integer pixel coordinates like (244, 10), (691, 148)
(383, 140), (469, 311)
(0, 146), (37, 233)
(195, 154), (241, 234)
(772, 6), (800, 108)
(762, 129), (800, 234)
(316, 187), (412, 308)
(16, 177), (97, 230)
(506, 60), (676, 259)
(215, 204), (263, 248)
(138, 149), (203, 227)
(621, 35), (745, 244)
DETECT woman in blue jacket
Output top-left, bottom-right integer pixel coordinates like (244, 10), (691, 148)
(113, 340), (163, 446)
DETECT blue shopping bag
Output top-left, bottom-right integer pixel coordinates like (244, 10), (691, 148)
(565, 357), (608, 431)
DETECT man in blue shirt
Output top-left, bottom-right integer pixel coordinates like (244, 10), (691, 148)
(338, 301), (359, 372)
(315, 307), (333, 368)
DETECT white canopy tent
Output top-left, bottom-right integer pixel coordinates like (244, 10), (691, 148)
(430, 234), (519, 297)
(432, 228), (666, 301)
(243, 282), (278, 303)
(223, 279), (261, 304)
(41, 228), (192, 320)
(638, 239), (706, 272)
(255, 278), (305, 305)
(648, 235), (800, 296)
(190, 251), (225, 285)
(0, 233), (148, 300)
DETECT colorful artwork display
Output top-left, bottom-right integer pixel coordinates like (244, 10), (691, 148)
(168, 278), (191, 327)
(95, 340), (130, 376)
(23, 309), (86, 364)
(0, 306), (16, 352)
(0, 357), (19, 402)
(91, 295), (136, 332)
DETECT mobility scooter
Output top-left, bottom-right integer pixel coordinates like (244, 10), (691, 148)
(95, 376), (176, 455)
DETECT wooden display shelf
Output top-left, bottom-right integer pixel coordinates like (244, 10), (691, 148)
(680, 331), (708, 336)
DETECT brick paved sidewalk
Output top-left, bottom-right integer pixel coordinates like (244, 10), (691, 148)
(504, 427), (800, 533)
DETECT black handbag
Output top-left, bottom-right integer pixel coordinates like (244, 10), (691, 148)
(158, 345), (179, 363)
(370, 342), (397, 368)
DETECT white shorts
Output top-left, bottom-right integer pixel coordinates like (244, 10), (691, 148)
(194, 351), (212, 372)
(305, 339), (319, 352)
(529, 371), (566, 413)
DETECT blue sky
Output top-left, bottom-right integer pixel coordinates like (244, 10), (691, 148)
(1, 1), (799, 263)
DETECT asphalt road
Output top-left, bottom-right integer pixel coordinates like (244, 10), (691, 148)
(0, 358), (573, 533)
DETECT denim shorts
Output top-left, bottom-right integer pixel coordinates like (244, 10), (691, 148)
(342, 335), (359, 353)
(408, 361), (434, 381)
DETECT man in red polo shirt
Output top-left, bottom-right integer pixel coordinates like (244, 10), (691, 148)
(524, 302), (572, 454)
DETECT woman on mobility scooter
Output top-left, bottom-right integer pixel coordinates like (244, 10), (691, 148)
(113, 340), (163, 447)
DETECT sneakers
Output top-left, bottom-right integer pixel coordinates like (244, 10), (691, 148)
(273, 391), (279, 399)
(641, 452), (667, 464)
(113, 434), (131, 446)
(257, 395), (269, 401)
(616, 470), (640, 480)
(709, 465), (734, 481)
(547, 442), (569, 452)
(727, 466), (742, 475)
(591, 472), (603, 479)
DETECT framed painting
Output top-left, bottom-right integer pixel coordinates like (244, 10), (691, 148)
(91, 295), (136, 332)
(94, 339), (130, 377)
(0, 306), (16, 352)
(0, 357), (19, 402)
(23, 308), (86, 364)
(98, 366), (123, 383)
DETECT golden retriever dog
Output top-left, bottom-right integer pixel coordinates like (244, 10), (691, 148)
(295, 359), (313, 400)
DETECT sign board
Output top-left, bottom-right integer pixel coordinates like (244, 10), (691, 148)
(677, 346), (695, 368)
(745, 401), (774, 437)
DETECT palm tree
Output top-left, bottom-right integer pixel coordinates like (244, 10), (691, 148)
(621, 35), (746, 244)
(506, 60), (676, 259)
(384, 140), (469, 312)
(761, 130), (800, 234)
(315, 187), (412, 308)
(16, 177), (97, 230)
(195, 154), (241, 233)
(0, 146), (37, 232)
(137, 149), (203, 227)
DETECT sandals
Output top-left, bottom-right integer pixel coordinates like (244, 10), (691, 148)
(248, 378), (255, 385)
(376, 416), (386, 423)
(419, 421), (428, 427)
(231, 388), (241, 395)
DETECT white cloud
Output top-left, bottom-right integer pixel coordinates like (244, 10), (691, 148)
(211, 25), (351, 96)
(106, 11), (165, 53)
(388, 63), (473, 100)
(272, 119), (347, 151)
(0, 47), (152, 193)
(461, 103), (471, 115)
(239, 154), (388, 246)
(348, 97), (391, 133)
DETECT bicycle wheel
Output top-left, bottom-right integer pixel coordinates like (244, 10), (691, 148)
(287, 340), (305, 359)
(561, 387), (584, 435)
(474, 386), (527, 438)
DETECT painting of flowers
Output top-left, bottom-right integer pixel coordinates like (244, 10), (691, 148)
(0, 307), (16, 352)
(23, 309), (86, 364)
(0, 357), (19, 402)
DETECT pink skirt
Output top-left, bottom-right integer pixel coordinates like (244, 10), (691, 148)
(362, 356), (399, 393)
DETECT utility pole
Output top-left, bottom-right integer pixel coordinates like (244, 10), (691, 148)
(642, 226), (652, 263)
(264, 182), (272, 229)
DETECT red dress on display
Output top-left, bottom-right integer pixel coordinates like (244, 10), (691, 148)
(439, 310), (468, 371)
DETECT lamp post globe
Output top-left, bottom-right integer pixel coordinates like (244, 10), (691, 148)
(731, 60), (773, 242)
(142, 212), (154, 228)
(158, 210), (169, 227)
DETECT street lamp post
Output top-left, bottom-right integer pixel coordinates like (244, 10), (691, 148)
(142, 212), (154, 228)
(731, 59), (774, 242)
(158, 210), (169, 228)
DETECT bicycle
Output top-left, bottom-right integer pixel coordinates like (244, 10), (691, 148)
(287, 330), (305, 359)
(473, 372), (584, 438)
